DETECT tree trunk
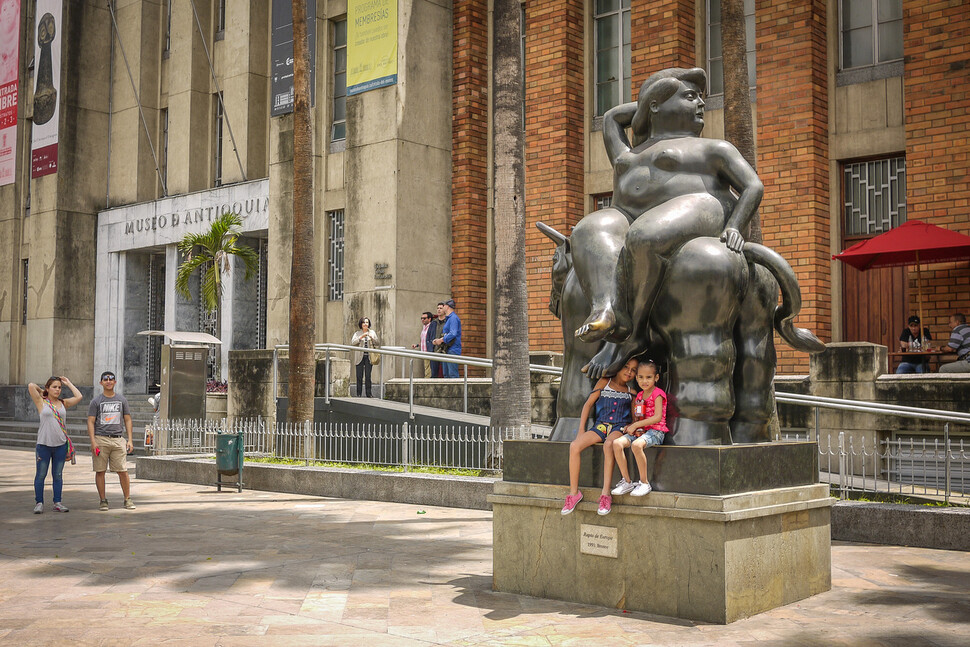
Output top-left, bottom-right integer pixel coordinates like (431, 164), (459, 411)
(721, 0), (761, 243)
(288, 0), (316, 424)
(490, 0), (531, 435)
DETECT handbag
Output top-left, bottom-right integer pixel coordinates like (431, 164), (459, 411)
(370, 337), (382, 366)
(46, 400), (76, 465)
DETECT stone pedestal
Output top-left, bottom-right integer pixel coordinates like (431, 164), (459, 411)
(491, 441), (833, 624)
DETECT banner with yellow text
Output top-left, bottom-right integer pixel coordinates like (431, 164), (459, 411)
(347, 0), (397, 96)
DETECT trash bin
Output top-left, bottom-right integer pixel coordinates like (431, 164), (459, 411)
(215, 431), (244, 492)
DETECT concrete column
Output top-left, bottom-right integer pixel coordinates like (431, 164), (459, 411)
(166, 0), (213, 194)
(164, 244), (179, 332)
(123, 253), (150, 392)
(107, 0), (164, 204)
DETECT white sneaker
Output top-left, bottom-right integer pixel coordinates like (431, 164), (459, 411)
(52, 502), (69, 513)
(631, 481), (652, 496)
(33, 502), (43, 514)
(611, 478), (636, 496)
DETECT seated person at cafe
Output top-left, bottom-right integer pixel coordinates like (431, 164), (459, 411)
(939, 313), (970, 374)
(896, 315), (933, 374)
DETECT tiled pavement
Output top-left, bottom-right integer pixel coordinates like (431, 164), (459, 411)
(2, 447), (969, 646)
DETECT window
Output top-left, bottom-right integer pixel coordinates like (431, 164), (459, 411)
(594, 0), (630, 116)
(216, 0), (226, 36)
(843, 157), (906, 237)
(213, 93), (224, 187)
(594, 193), (612, 210)
(21, 259), (28, 325)
(331, 20), (347, 142)
(159, 108), (168, 192)
(328, 210), (345, 301)
(164, 0), (172, 54)
(707, 0), (756, 97)
(840, 0), (903, 70)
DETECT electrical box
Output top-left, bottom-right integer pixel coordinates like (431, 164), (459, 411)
(159, 344), (207, 420)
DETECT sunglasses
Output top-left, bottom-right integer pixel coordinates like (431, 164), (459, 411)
(101, 375), (116, 381)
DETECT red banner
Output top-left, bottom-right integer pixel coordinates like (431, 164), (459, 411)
(0, 0), (20, 186)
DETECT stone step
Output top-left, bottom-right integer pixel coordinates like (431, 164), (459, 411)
(0, 421), (151, 454)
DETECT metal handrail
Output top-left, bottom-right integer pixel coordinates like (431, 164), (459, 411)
(775, 391), (970, 424)
(270, 343), (969, 427)
(272, 343), (560, 419)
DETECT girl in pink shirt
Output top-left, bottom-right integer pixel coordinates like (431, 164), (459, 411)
(610, 361), (668, 497)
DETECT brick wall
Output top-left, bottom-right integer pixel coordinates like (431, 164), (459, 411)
(451, 0), (490, 359)
(902, 0), (970, 332)
(524, 0), (586, 352)
(756, 0), (830, 374)
(630, 0), (696, 92)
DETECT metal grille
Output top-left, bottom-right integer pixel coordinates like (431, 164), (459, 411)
(199, 263), (218, 380)
(146, 417), (535, 474)
(328, 210), (345, 301)
(843, 157), (906, 236)
(257, 238), (268, 349)
(146, 253), (165, 394)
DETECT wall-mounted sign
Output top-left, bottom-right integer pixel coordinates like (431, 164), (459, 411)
(580, 524), (618, 558)
(270, 0), (316, 116)
(30, 0), (60, 178)
(0, 0), (20, 186)
(347, 0), (397, 96)
(97, 179), (270, 253)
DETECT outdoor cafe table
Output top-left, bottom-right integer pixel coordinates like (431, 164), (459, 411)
(888, 350), (953, 373)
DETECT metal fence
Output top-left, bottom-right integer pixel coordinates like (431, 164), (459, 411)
(147, 392), (970, 502)
(147, 417), (536, 474)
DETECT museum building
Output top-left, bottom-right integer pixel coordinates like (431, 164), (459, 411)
(0, 0), (967, 392)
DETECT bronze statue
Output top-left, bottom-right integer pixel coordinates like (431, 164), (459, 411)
(542, 68), (824, 445)
(32, 13), (57, 126)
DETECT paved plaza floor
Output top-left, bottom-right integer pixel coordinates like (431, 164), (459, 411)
(2, 447), (969, 646)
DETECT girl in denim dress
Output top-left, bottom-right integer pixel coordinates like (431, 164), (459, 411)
(561, 357), (638, 517)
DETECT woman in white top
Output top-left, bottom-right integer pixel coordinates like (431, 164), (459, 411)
(27, 376), (83, 513)
(351, 317), (380, 397)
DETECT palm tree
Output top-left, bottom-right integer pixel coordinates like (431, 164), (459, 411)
(490, 0), (531, 434)
(175, 212), (259, 378)
(287, 0), (316, 424)
(721, 0), (760, 243)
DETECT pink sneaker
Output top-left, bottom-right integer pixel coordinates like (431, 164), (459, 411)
(597, 495), (612, 516)
(561, 491), (583, 515)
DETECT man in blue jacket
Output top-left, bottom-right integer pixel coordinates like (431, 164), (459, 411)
(433, 298), (463, 377)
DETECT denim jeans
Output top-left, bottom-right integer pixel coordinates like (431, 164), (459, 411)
(443, 356), (460, 378)
(35, 443), (68, 504)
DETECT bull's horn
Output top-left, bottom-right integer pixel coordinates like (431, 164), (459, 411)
(536, 221), (567, 246)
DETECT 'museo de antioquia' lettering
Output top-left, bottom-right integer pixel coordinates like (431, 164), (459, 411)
(124, 197), (267, 235)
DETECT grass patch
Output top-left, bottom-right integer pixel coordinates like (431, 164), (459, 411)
(840, 490), (967, 507)
(243, 455), (488, 477)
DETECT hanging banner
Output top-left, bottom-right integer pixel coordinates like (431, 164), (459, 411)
(0, 0), (20, 186)
(270, 0), (316, 116)
(347, 0), (397, 96)
(30, 0), (60, 178)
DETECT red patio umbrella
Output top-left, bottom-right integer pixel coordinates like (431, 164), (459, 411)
(833, 220), (970, 336)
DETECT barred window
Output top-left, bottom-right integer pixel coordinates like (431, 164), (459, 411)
(707, 0), (756, 96)
(843, 157), (906, 237)
(21, 259), (28, 325)
(328, 210), (345, 301)
(593, 0), (631, 116)
(840, 0), (903, 70)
